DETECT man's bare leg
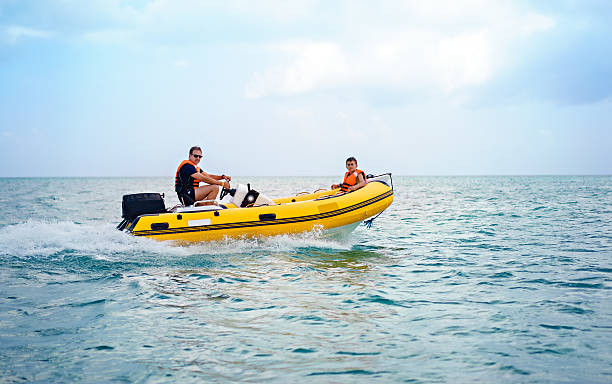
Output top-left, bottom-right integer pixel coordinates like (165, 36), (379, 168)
(194, 185), (219, 205)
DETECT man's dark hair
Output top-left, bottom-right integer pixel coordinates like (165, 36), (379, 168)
(346, 156), (358, 164)
(189, 146), (202, 156)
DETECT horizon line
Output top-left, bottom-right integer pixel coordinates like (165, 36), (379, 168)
(1, 174), (611, 178)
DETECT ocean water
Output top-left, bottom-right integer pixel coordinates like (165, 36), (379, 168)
(0, 176), (610, 383)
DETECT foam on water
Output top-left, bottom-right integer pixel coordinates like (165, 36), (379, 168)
(0, 220), (189, 260)
(181, 227), (354, 255)
(0, 219), (353, 263)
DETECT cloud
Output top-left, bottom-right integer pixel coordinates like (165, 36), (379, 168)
(68, 0), (319, 45)
(520, 12), (555, 36)
(431, 31), (492, 93)
(242, 2), (559, 101)
(173, 59), (189, 68)
(472, 13), (612, 106)
(244, 30), (495, 99)
(80, 29), (133, 44)
(244, 42), (349, 98)
(3, 25), (54, 44)
(2, 0), (610, 107)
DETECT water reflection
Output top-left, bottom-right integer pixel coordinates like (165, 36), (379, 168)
(293, 248), (384, 272)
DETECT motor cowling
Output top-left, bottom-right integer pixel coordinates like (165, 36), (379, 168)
(221, 184), (275, 207)
(122, 193), (166, 221)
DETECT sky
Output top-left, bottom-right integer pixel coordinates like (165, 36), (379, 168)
(0, 0), (611, 177)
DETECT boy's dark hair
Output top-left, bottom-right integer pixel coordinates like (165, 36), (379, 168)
(189, 146), (202, 155)
(346, 156), (358, 164)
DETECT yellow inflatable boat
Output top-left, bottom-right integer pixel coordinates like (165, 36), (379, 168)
(117, 174), (393, 243)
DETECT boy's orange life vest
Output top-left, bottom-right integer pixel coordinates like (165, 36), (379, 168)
(175, 160), (201, 192)
(340, 169), (366, 192)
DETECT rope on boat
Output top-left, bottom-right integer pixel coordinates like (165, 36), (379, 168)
(363, 210), (385, 228)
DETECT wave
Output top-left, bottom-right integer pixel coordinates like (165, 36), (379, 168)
(0, 220), (352, 263)
(0, 220), (188, 261)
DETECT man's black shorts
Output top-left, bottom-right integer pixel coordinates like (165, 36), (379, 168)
(178, 189), (195, 205)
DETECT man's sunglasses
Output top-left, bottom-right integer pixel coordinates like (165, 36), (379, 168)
(192, 154), (203, 159)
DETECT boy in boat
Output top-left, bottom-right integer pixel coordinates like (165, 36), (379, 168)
(175, 146), (231, 205)
(331, 156), (367, 193)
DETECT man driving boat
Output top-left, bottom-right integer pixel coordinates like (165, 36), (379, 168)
(175, 146), (231, 205)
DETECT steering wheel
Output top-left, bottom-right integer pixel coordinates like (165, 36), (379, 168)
(219, 187), (233, 200)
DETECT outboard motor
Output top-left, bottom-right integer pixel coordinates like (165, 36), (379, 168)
(118, 193), (166, 230)
(221, 184), (275, 207)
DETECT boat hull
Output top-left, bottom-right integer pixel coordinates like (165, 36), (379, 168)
(125, 180), (393, 242)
